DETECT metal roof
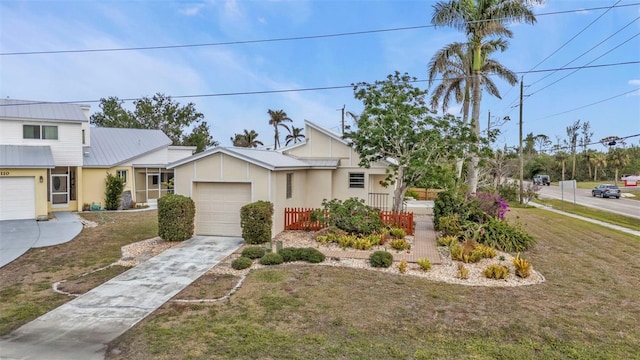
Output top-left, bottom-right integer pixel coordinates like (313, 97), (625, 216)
(83, 128), (172, 167)
(168, 146), (339, 171)
(0, 99), (89, 123)
(0, 145), (55, 168)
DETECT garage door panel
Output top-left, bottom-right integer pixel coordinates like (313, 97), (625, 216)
(0, 177), (36, 221)
(195, 182), (251, 236)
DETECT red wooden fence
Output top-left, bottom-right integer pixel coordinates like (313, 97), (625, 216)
(284, 208), (414, 235)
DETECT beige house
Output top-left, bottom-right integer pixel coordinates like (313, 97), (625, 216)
(0, 99), (193, 220)
(169, 120), (394, 237)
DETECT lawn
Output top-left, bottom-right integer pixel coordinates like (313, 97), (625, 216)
(534, 198), (640, 231)
(106, 208), (640, 359)
(0, 210), (158, 335)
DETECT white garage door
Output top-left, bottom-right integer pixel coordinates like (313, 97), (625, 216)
(195, 182), (252, 236)
(0, 177), (36, 221)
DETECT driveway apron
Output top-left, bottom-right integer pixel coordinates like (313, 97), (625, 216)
(0, 235), (243, 360)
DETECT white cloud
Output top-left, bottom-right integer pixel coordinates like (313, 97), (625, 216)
(179, 4), (205, 16)
(628, 79), (640, 86)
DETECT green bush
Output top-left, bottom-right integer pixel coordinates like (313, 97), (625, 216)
(320, 198), (383, 235)
(231, 257), (253, 270)
(433, 188), (466, 228)
(498, 182), (519, 202)
(389, 227), (406, 239)
(259, 252), (284, 265)
(104, 172), (125, 210)
(278, 247), (326, 263)
(240, 201), (274, 244)
(158, 194), (195, 241)
(278, 247), (299, 262)
(241, 246), (266, 259)
(475, 218), (536, 252)
(369, 251), (393, 268)
(390, 239), (409, 251)
(436, 215), (463, 237)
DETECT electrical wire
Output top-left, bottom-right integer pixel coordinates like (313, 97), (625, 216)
(535, 88), (640, 120)
(1, 3), (639, 56)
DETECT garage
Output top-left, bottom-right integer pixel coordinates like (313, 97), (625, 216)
(0, 177), (36, 221)
(194, 182), (252, 236)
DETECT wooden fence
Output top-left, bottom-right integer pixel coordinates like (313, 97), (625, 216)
(407, 188), (444, 200)
(284, 208), (414, 235)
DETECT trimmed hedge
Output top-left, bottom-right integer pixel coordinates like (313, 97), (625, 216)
(279, 247), (326, 263)
(158, 194), (195, 241)
(369, 251), (393, 268)
(241, 246), (266, 259)
(231, 257), (253, 270)
(240, 201), (274, 244)
(260, 253), (284, 265)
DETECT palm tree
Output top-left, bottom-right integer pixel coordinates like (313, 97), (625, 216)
(285, 126), (305, 146)
(606, 148), (630, 185)
(231, 129), (263, 148)
(431, 0), (541, 192)
(590, 152), (606, 182)
(267, 109), (292, 150)
(428, 40), (516, 179)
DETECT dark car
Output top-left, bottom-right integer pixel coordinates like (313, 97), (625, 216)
(533, 174), (550, 186)
(592, 184), (621, 199)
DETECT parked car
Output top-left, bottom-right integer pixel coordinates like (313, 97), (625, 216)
(592, 184), (621, 199)
(533, 174), (550, 186)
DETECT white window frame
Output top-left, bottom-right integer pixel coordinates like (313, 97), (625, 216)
(117, 170), (128, 184)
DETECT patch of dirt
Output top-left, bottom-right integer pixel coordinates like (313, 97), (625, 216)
(172, 273), (240, 300)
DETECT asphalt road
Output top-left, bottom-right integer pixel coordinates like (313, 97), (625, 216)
(537, 184), (640, 220)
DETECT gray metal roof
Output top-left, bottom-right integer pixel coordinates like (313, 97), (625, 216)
(0, 99), (89, 123)
(0, 145), (55, 168)
(83, 128), (171, 167)
(168, 146), (339, 171)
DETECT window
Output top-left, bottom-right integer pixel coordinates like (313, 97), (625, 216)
(117, 170), (127, 183)
(23, 125), (58, 140)
(82, 129), (86, 144)
(42, 126), (58, 139)
(349, 173), (365, 189)
(286, 173), (293, 199)
(152, 175), (159, 185)
(23, 125), (40, 139)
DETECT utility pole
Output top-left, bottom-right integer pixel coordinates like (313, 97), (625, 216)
(340, 105), (345, 134)
(487, 110), (491, 133)
(519, 77), (524, 204)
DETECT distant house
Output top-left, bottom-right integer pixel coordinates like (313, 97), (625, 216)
(168, 120), (394, 237)
(0, 99), (194, 221)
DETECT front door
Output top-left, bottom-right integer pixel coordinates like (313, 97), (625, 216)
(51, 174), (68, 207)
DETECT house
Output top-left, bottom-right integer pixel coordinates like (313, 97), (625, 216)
(0, 99), (194, 220)
(168, 120), (394, 237)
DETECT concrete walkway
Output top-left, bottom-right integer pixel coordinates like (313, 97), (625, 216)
(0, 212), (83, 268)
(0, 235), (243, 360)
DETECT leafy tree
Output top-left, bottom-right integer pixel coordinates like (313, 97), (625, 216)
(345, 72), (477, 212)
(580, 121), (594, 179)
(524, 132), (536, 158)
(90, 93), (216, 153)
(607, 148), (630, 185)
(590, 152), (607, 181)
(565, 120), (581, 179)
(431, 0), (541, 193)
(231, 129), (264, 148)
(267, 109), (292, 150)
(534, 134), (551, 154)
(285, 126), (305, 146)
(104, 172), (125, 210)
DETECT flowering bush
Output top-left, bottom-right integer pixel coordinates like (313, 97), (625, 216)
(473, 192), (509, 220)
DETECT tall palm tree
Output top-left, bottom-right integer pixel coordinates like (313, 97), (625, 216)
(285, 126), (305, 146)
(428, 39), (516, 179)
(267, 109), (292, 150)
(590, 152), (606, 182)
(231, 129), (263, 148)
(431, 0), (541, 192)
(606, 148), (630, 185)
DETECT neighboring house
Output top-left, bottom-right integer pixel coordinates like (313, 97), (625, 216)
(168, 120), (393, 237)
(0, 99), (194, 221)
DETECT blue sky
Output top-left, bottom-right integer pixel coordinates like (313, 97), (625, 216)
(1, 0), (638, 151)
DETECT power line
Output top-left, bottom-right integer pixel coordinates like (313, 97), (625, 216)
(536, 88), (640, 120)
(1, 3), (639, 56)
(539, 132), (640, 152)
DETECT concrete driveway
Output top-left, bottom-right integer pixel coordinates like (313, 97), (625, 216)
(0, 235), (243, 360)
(0, 212), (83, 268)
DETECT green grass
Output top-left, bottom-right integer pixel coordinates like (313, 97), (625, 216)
(534, 198), (640, 231)
(106, 208), (640, 359)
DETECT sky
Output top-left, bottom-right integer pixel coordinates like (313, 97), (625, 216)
(1, 0), (639, 152)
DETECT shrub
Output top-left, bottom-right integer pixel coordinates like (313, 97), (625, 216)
(397, 260), (408, 274)
(436, 235), (458, 247)
(436, 215), (463, 237)
(476, 244), (497, 258)
(474, 192), (510, 220)
(158, 194), (195, 241)
(241, 246), (266, 259)
(278, 247), (300, 262)
(320, 198), (383, 235)
(389, 227), (406, 239)
(300, 248), (326, 263)
(104, 173), (125, 210)
(456, 263), (469, 279)
(475, 218), (536, 252)
(450, 243), (463, 261)
(352, 237), (374, 250)
(483, 264), (509, 279)
(240, 201), (274, 244)
(231, 257), (252, 270)
(498, 181), (519, 202)
(405, 189), (420, 199)
(390, 239), (409, 251)
(512, 253), (532, 278)
(417, 258), (431, 271)
(369, 251), (393, 268)
(433, 188), (466, 226)
(260, 253), (284, 265)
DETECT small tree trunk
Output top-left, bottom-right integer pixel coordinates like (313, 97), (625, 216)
(594, 165), (598, 181)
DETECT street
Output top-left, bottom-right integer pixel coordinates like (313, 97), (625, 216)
(537, 184), (640, 220)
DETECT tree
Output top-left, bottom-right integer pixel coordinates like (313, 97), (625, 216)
(431, 0), (541, 193)
(285, 126), (305, 146)
(345, 72), (477, 212)
(231, 129), (263, 148)
(607, 148), (630, 185)
(524, 132), (536, 158)
(90, 93), (215, 153)
(580, 121), (593, 180)
(267, 109), (292, 150)
(534, 134), (551, 154)
(565, 119), (580, 179)
(104, 172), (125, 210)
(590, 152), (606, 181)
